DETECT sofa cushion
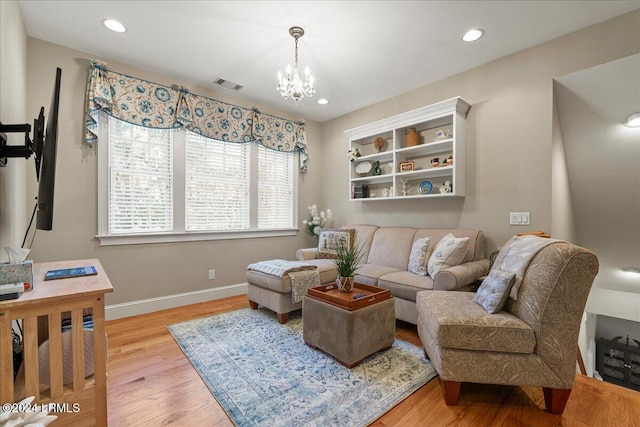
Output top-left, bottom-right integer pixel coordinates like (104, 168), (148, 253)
(317, 228), (355, 259)
(366, 227), (417, 270)
(417, 291), (536, 354)
(354, 264), (401, 286)
(414, 228), (485, 263)
(349, 225), (379, 264)
(408, 237), (432, 276)
(474, 269), (516, 313)
(378, 271), (434, 301)
(427, 233), (470, 278)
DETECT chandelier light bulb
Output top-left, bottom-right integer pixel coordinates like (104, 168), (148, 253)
(277, 26), (316, 103)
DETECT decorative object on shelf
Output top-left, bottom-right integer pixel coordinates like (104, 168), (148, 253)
(400, 179), (411, 196)
(431, 158), (440, 168)
(302, 204), (332, 236)
(419, 180), (433, 195)
(381, 188), (390, 197)
(399, 160), (415, 172)
(353, 184), (369, 199)
(389, 186), (394, 197)
(276, 26), (315, 103)
(333, 244), (364, 293)
(372, 161), (382, 176)
(348, 147), (361, 162)
(355, 161), (372, 176)
(406, 127), (420, 147)
(439, 180), (452, 194)
(435, 129), (450, 139)
(446, 155), (453, 166)
(373, 136), (387, 152)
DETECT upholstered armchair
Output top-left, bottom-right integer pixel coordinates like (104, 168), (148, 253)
(416, 239), (598, 414)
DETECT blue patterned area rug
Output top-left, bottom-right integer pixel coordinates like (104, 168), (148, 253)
(168, 308), (437, 427)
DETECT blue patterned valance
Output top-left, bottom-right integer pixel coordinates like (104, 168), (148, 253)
(84, 60), (308, 172)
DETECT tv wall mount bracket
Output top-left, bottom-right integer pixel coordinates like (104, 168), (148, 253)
(0, 121), (35, 167)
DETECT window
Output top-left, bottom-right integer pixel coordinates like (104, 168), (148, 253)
(258, 144), (294, 229)
(185, 132), (250, 231)
(108, 119), (173, 234)
(98, 117), (297, 245)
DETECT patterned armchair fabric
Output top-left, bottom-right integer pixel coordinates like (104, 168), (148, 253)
(416, 240), (598, 414)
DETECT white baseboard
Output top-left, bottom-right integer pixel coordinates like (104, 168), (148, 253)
(105, 283), (248, 321)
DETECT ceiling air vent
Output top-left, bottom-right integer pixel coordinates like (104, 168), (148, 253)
(213, 78), (243, 91)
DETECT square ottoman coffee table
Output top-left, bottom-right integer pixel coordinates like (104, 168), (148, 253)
(302, 283), (395, 368)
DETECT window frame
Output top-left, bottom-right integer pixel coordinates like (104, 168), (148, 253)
(96, 116), (298, 246)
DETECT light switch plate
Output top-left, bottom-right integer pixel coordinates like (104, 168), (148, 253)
(510, 212), (531, 225)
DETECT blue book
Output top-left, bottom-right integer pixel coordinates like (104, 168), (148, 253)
(45, 266), (97, 281)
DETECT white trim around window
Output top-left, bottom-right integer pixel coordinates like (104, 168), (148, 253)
(96, 116), (298, 246)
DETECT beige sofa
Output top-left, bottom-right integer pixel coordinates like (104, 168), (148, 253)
(295, 225), (490, 324)
(416, 240), (598, 414)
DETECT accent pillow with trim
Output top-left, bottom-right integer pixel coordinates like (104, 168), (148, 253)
(427, 233), (470, 279)
(408, 237), (432, 276)
(317, 228), (355, 259)
(474, 269), (516, 313)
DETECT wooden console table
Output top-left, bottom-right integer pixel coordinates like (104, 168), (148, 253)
(0, 259), (113, 426)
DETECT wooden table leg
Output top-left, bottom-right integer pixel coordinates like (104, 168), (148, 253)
(0, 311), (14, 403)
(93, 297), (108, 427)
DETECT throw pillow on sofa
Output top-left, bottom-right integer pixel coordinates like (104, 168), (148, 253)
(317, 228), (355, 259)
(474, 269), (516, 313)
(427, 233), (470, 279)
(408, 237), (432, 276)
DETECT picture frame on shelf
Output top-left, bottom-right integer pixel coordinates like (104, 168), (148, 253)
(399, 160), (414, 172)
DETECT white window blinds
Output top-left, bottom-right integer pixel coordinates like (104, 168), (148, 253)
(108, 118), (173, 234)
(185, 131), (250, 231)
(257, 145), (294, 229)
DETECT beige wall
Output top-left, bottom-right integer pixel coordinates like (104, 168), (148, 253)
(0, 0), (28, 261)
(24, 38), (324, 305)
(321, 10), (640, 251)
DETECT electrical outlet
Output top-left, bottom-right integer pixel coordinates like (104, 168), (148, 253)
(208, 269), (216, 280)
(509, 212), (531, 226)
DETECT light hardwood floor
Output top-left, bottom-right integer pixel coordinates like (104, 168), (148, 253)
(81, 296), (640, 426)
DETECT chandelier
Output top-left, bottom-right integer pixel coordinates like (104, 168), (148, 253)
(277, 26), (315, 102)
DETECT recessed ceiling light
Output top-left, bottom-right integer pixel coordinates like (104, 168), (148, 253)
(317, 98), (329, 105)
(102, 19), (127, 33)
(622, 266), (640, 275)
(462, 29), (484, 42)
(623, 112), (640, 127)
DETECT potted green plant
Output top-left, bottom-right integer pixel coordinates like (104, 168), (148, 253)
(333, 244), (364, 293)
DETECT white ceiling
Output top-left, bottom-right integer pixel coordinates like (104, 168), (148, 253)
(18, 1), (640, 123)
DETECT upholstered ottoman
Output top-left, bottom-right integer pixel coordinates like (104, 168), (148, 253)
(302, 295), (395, 368)
(247, 271), (301, 324)
(247, 258), (337, 324)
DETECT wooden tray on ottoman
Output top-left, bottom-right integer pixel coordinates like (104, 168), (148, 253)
(307, 283), (391, 311)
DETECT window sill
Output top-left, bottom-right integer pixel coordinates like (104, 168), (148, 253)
(96, 229), (299, 246)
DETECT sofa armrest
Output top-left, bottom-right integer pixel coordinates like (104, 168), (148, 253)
(296, 248), (318, 261)
(433, 259), (491, 291)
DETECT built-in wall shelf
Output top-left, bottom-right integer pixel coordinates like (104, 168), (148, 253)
(344, 97), (470, 201)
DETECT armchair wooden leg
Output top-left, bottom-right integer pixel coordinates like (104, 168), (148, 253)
(543, 387), (572, 415)
(441, 380), (461, 405)
(248, 300), (259, 309)
(276, 312), (288, 324)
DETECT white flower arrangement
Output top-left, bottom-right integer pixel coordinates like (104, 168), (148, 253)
(348, 148), (361, 162)
(302, 204), (332, 236)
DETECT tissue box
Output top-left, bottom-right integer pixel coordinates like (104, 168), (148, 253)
(0, 260), (34, 291)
